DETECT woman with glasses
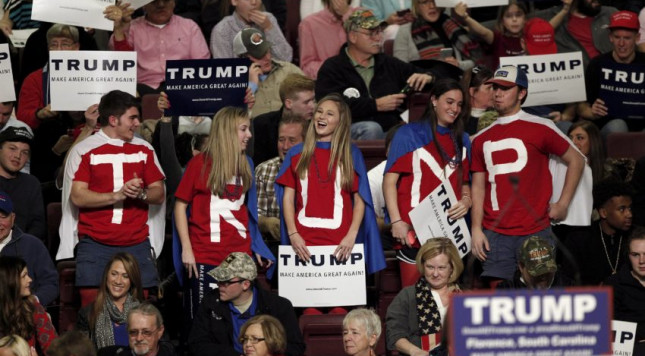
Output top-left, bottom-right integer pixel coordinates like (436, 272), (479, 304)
(239, 315), (287, 356)
(385, 238), (463, 356)
(76, 253), (143, 350)
(0, 256), (56, 354)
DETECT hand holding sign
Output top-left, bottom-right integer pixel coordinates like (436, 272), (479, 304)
(289, 232), (312, 262)
(591, 98), (608, 118)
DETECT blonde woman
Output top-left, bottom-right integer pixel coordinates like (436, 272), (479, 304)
(0, 335), (36, 356)
(174, 107), (274, 318)
(276, 93), (385, 277)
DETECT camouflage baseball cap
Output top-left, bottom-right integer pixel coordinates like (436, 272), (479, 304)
(344, 9), (387, 33)
(518, 236), (557, 277)
(207, 252), (257, 282)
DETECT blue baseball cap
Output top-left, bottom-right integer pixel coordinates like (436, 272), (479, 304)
(487, 65), (529, 89)
(0, 192), (13, 215)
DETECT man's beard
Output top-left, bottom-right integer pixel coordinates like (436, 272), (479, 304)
(133, 342), (151, 356)
(577, 0), (601, 17)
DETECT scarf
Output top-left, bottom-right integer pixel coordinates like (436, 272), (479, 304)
(410, 14), (483, 63)
(415, 278), (460, 351)
(94, 295), (139, 350)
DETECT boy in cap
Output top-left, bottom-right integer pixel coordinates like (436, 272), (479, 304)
(233, 28), (304, 118)
(470, 65), (585, 285)
(0, 191), (58, 305)
(497, 236), (573, 289)
(578, 10), (645, 134)
(316, 9), (433, 140)
(0, 127), (45, 240)
(210, 0), (292, 61)
(189, 252), (305, 356)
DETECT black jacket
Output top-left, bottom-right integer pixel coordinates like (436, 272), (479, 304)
(97, 340), (177, 356)
(252, 108), (283, 166)
(605, 268), (645, 341)
(1, 227), (58, 305)
(316, 44), (419, 132)
(189, 286), (305, 356)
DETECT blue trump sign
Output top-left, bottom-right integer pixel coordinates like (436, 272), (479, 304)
(598, 61), (645, 120)
(164, 58), (250, 116)
(449, 288), (612, 356)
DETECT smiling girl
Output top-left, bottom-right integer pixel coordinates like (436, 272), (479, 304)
(383, 79), (471, 287)
(174, 107), (274, 319)
(276, 93), (384, 280)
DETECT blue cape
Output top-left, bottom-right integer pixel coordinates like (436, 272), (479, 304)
(173, 155), (276, 286)
(274, 141), (386, 274)
(384, 121), (471, 223)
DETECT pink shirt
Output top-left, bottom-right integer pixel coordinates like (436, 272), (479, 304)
(110, 15), (211, 89)
(298, 8), (355, 79)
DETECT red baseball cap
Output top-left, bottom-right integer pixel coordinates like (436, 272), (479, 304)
(607, 10), (639, 31)
(524, 18), (557, 55)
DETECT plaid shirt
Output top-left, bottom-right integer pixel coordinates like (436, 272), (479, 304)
(255, 156), (282, 218)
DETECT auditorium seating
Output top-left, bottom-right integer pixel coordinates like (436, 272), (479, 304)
(46, 202), (62, 260)
(606, 132), (645, 160)
(408, 92), (430, 122)
(355, 139), (387, 171)
(141, 93), (163, 121)
(299, 313), (346, 356)
(57, 260), (79, 332)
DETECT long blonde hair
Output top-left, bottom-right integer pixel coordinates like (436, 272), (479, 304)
(295, 94), (354, 191)
(203, 106), (252, 195)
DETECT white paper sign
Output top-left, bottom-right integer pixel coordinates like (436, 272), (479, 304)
(499, 52), (586, 107)
(278, 244), (366, 307)
(32, 0), (115, 32)
(7, 29), (38, 48)
(612, 320), (637, 356)
(49, 51), (137, 111)
(436, 0), (507, 8)
(128, 0), (154, 9)
(408, 182), (471, 257)
(0, 44), (16, 102)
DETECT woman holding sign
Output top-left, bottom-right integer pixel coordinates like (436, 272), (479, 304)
(386, 238), (463, 356)
(174, 106), (274, 319)
(275, 94), (385, 310)
(383, 78), (471, 288)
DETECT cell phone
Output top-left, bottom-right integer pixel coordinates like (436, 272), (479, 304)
(439, 48), (454, 59)
(400, 84), (412, 94)
(397, 8), (411, 17)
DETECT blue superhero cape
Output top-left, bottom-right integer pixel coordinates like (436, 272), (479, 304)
(172, 155), (276, 286)
(274, 141), (386, 274)
(384, 121), (471, 223)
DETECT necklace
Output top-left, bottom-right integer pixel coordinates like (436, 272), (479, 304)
(599, 225), (622, 275)
(222, 175), (242, 201)
(312, 154), (332, 184)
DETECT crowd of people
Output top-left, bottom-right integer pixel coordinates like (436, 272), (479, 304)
(1, 0), (645, 354)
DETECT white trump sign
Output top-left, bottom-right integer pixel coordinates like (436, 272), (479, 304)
(409, 181), (471, 257)
(49, 51), (137, 111)
(32, 0), (115, 31)
(278, 244), (366, 307)
(0, 44), (15, 102)
(500, 52), (586, 107)
(612, 320), (637, 356)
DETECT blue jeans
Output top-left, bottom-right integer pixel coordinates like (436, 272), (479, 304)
(351, 121), (384, 140)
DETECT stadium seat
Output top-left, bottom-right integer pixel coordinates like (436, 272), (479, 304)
(606, 132), (645, 159)
(299, 313), (346, 356)
(57, 260), (79, 332)
(141, 93), (163, 121)
(408, 92), (430, 122)
(355, 140), (387, 171)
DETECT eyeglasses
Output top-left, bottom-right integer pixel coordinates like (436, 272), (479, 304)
(239, 336), (266, 345)
(128, 328), (158, 337)
(48, 41), (75, 50)
(216, 279), (245, 287)
(353, 28), (384, 39)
